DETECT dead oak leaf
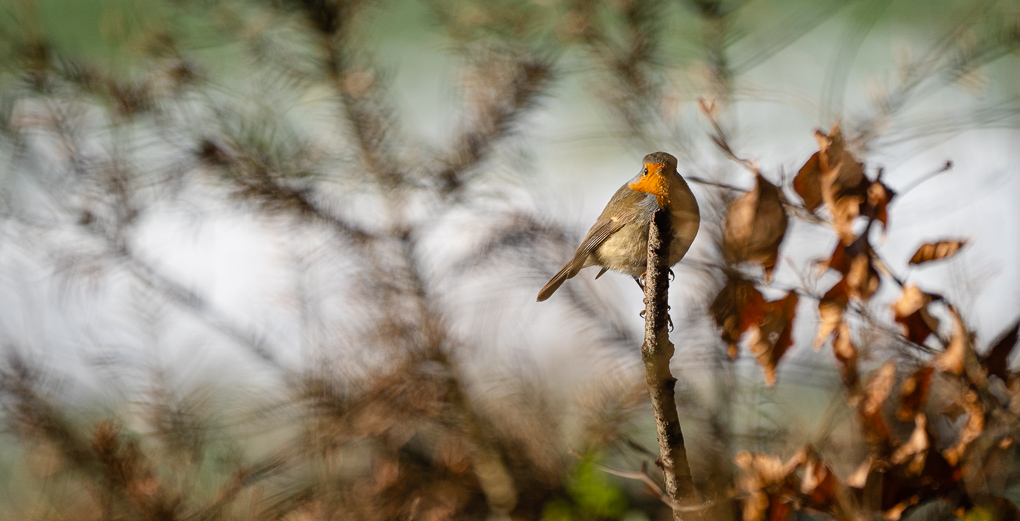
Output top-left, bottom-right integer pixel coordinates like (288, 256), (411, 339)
(748, 291), (799, 387)
(892, 286), (941, 346)
(711, 277), (766, 359)
(890, 414), (930, 476)
(981, 319), (1019, 382)
(866, 177), (896, 232)
(818, 234), (880, 301)
(898, 366), (935, 422)
(860, 362), (896, 450)
(942, 390), (985, 466)
(724, 173), (790, 279)
(909, 240), (968, 266)
(815, 280), (848, 348)
(794, 124), (868, 243)
(937, 307), (972, 376)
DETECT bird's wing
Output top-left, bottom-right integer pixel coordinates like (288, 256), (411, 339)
(565, 187), (645, 275)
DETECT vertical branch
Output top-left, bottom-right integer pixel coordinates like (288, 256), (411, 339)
(642, 208), (696, 517)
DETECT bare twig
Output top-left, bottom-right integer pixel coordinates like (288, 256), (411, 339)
(641, 208), (696, 518)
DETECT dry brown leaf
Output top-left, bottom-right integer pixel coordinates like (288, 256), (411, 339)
(748, 292), (799, 386)
(845, 252), (880, 301)
(735, 451), (801, 521)
(794, 125), (869, 243)
(818, 234), (880, 301)
(846, 457), (871, 489)
(866, 178), (896, 231)
(794, 152), (824, 211)
(981, 319), (1019, 382)
(890, 414), (929, 475)
(898, 366), (934, 421)
(723, 173), (790, 279)
(860, 362), (896, 449)
(892, 286), (941, 346)
(942, 390), (985, 466)
(909, 240), (968, 265)
(799, 451), (841, 512)
(711, 277), (766, 359)
(937, 307), (971, 376)
(834, 322), (858, 390)
(818, 127), (868, 244)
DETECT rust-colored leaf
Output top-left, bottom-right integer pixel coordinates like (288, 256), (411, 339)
(890, 414), (929, 475)
(909, 240), (968, 265)
(865, 178), (896, 231)
(794, 151), (823, 211)
(898, 366), (934, 421)
(833, 322), (858, 390)
(859, 362), (896, 450)
(799, 450), (841, 512)
(814, 280), (848, 348)
(942, 390), (985, 466)
(711, 277), (766, 359)
(735, 451), (801, 521)
(937, 307), (972, 376)
(981, 319), (1019, 382)
(818, 234), (879, 301)
(819, 128), (867, 240)
(723, 173), (790, 279)
(748, 291), (799, 386)
(794, 125), (868, 236)
(892, 286), (941, 346)
(813, 125), (869, 244)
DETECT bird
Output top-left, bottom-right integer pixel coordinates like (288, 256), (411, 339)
(537, 152), (700, 302)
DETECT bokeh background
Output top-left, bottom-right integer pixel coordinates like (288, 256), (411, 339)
(0, 0), (1018, 519)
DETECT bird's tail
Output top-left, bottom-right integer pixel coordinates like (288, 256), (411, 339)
(537, 262), (576, 302)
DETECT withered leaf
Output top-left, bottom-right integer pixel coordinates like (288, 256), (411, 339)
(898, 366), (934, 421)
(833, 322), (858, 390)
(909, 240), (968, 265)
(748, 291), (799, 387)
(735, 451), (801, 521)
(794, 151), (823, 211)
(942, 390), (984, 466)
(799, 450), (841, 511)
(865, 178), (896, 231)
(723, 173), (790, 279)
(814, 280), (848, 348)
(860, 362), (896, 449)
(937, 307), (972, 376)
(981, 319), (1019, 382)
(711, 277), (766, 359)
(890, 414), (929, 476)
(892, 286), (941, 346)
(795, 125), (869, 243)
(818, 234), (880, 301)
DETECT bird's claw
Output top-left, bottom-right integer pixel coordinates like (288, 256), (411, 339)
(639, 306), (673, 331)
(668, 269), (675, 281)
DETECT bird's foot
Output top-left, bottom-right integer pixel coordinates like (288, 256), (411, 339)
(638, 305), (673, 331)
(668, 268), (675, 281)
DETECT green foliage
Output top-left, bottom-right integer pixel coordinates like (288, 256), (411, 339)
(543, 453), (629, 521)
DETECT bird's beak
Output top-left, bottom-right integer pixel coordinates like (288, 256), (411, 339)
(629, 163), (669, 206)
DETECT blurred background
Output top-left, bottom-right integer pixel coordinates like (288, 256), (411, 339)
(0, 0), (1018, 519)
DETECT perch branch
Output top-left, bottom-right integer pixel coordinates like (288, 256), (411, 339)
(642, 207), (696, 519)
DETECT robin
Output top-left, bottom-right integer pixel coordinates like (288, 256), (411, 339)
(537, 152), (700, 301)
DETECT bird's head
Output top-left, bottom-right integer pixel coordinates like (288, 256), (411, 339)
(629, 152), (678, 207)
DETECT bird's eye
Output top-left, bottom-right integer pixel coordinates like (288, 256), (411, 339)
(642, 167), (648, 175)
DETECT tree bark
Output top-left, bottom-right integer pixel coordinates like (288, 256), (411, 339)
(642, 207), (696, 519)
